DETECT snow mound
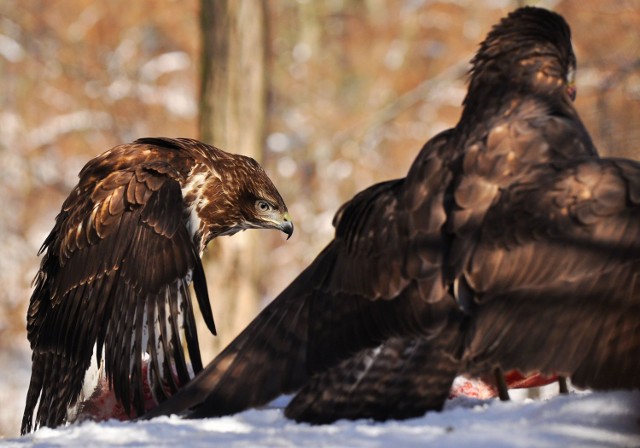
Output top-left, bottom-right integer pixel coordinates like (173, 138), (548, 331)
(6, 390), (639, 447)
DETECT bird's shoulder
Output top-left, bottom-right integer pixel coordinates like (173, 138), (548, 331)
(332, 128), (457, 254)
(55, 143), (192, 262)
(484, 157), (640, 248)
(462, 97), (594, 179)
(332, 178), (403, 249)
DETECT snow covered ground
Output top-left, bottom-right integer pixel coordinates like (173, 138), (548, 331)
(4, 390), (639, 447)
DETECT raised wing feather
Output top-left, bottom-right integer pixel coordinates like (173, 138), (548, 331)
(22, 152), (211, 433)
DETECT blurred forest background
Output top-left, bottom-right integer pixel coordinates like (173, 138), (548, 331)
(1, 0), (639, 438)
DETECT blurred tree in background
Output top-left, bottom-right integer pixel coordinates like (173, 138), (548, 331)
(199, 0), (268, 355)
(1, 0), (639, 437)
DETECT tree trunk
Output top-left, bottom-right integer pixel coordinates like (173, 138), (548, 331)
(198, 0), (268, 359)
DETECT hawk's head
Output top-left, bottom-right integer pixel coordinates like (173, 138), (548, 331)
(192, 152), (293, 245)
(465, 7), (577, 108)
(227, 154), (293, 237)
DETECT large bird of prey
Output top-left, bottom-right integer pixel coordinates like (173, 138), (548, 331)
(145, 7), (640, 423)
(21, 137), (293, 434)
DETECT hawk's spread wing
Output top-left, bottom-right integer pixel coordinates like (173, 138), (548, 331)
(23, 153), (214, 433)
(283, 159), (640, 423)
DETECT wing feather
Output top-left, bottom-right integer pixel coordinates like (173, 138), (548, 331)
(285, 334), (459, 423)
(131, 289), (146, 416)
(22, 153), (213, 433)
(181, 280), (204, 372)
(145, 266), (314, 418)
(168, 285), (192, 386)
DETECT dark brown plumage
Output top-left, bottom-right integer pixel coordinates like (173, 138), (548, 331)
(21, 137), (292, 434)
(145, 7), (640, 423)
(286, 336), (460, 423)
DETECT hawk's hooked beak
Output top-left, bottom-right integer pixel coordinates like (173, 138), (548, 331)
(566, 65), (577, 102)
(566, 81), (576, 102)
(280, 213), (294, 240)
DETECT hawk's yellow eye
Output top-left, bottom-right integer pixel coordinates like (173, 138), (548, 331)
(256, 200), (272, 212)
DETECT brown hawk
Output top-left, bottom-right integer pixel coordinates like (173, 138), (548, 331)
(21, 137), (293, 434)
(145, 7), (640, 423)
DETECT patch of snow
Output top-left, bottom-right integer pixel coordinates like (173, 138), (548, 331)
(276, 157), (297, 178)
(0, 112), (24, 148)
(27, 111), (113, 148)
(292, 43), (312, 63)
(0, 34), (24, 62)
(384, 40), (407, 70)
(266, 132), (290, 153)
(5, 390), (639, 447)
(139, 52), (191, 81)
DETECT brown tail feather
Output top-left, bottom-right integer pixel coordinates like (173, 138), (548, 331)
(286, 334), (460, 423)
